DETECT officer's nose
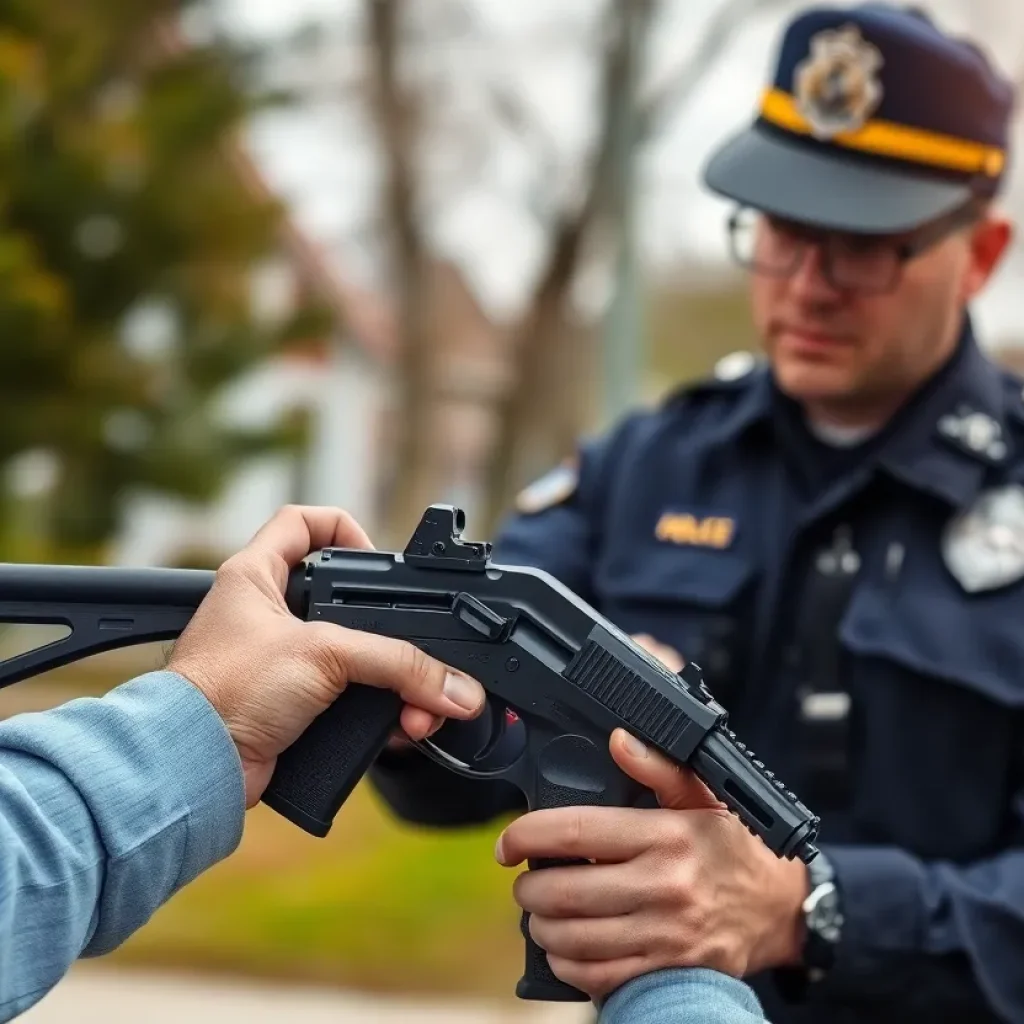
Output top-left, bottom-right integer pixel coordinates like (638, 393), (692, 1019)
(788, 243), (843, 306)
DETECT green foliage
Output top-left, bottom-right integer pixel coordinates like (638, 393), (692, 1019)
(111, 791), (526, 996)
(0, 0), (333, 561)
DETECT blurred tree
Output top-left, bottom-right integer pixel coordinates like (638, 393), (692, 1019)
(0, 0), (331, 562)
(481, 0), (793, 530)
(365, 0), (436, 547)
(341, 0), (787, 541)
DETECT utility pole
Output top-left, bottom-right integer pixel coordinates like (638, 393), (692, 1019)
(600, 2), (647, 428)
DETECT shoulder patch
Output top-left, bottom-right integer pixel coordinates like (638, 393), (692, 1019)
(714, 350), (758, 381)
(942, 484), (1024, 593)
(515, 458), (578, 515)
(660, 351), (764, 411)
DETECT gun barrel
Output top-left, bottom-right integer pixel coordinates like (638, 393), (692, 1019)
(0, 563), (214, 608)
(690, 726), (820, 863)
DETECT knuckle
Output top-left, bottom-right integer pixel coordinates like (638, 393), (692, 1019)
(561, 808), (588, 856)
(698, 932), (747, 977)
(523, 869), (581, 919)
(398, 640), (436, 687)
(302, 624), (348, 681)
(214, 552), (249, 587)
(660, 813), (694, 851)
(511, 870), (531, 908)
(572, 960), (624, 999)
(527, 914), (551, 950)
(549, 873), (583, 918)
(662, 858), (698, 907)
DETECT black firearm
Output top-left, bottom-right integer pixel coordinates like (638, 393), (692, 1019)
(0, 505), (819, 1003)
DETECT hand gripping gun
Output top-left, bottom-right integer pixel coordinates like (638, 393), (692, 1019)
(0, 505), (819, 1002)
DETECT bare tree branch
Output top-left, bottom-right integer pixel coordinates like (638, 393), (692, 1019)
(481, 0), (656, 531)
(638, 0), (795, 138)
(486, 83), (562, 171)
(366, 0), (440, 546)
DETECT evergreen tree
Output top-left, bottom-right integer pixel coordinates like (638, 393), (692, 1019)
(0, 0), (331, 560)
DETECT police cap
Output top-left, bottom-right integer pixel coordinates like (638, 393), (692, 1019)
(702, 3), (1015, 233)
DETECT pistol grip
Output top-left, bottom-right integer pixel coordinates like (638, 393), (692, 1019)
(262, 684), (403, 836)
(517, 856), (592, 1002)
(515, 734), (643, 1003)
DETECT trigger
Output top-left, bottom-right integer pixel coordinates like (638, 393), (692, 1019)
(474, 705), (527, 771)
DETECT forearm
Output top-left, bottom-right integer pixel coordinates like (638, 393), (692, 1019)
(601, 969), (768, 1024)
(0, 671), (244, 1019)
(368, 746), (524, 827)
(803, 843), (1024, 1020)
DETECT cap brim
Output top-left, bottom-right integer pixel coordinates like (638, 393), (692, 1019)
(703, 124), (975, 233)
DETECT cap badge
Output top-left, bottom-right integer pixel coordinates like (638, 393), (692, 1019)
(794, 24), (884, 139)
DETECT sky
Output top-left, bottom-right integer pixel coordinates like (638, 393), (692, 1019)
(208, 0), (1024, 346)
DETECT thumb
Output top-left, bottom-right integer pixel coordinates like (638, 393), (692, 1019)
(304, 622), (486, 722)
(610, 728), (725, 811)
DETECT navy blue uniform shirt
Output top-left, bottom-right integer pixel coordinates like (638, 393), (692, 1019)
(370, 318), (1024, 1024)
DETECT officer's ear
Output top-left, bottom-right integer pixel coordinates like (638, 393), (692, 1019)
(961, 207), (1013, 301)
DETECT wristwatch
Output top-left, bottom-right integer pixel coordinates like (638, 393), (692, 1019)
(801, 849), (844, 979)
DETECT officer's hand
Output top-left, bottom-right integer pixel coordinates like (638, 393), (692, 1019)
(632, 634), (684, 673)
(167, 505), (486, 807)
(495, 728), (808, 999)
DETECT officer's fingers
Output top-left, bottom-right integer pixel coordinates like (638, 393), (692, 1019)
(631, 634), (684, 673)
(513, 862), (651, 919)
(609, 729), (724, 812)
(496, 806), (656, 866)
(545, 954), (652, 1001)
(529, 913), (649, 962)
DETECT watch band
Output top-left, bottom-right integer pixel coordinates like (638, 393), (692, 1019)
(802, 850), (843, 976)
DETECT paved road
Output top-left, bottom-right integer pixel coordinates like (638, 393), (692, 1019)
(20, 966), (595, 1023)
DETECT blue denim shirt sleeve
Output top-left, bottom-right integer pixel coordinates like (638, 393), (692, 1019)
(0, 671), (245, 1021)
(599, 969), (769, 1024)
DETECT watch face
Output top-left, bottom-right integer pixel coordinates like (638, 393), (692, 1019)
(807, 884), (842, 944)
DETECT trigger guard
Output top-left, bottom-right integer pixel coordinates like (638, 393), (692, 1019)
(417, 702), (528, 778)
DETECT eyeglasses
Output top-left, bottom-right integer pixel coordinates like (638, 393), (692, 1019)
(726, 201), (984, 294)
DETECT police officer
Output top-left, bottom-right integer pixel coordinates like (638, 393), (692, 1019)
(370, 5), (1024, 1022)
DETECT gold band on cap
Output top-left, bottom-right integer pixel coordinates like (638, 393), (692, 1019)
(760, 87), (1005, 177)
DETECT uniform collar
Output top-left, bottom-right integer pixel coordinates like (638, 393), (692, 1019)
(725, 316), (1008, 510)
(874, 318), (1008, 509)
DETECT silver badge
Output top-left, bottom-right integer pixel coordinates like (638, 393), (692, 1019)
(938, 410), (1007, 461)
(794, 24), (884, 139)
(942, 485), (1024, 593)
(714, 351), (757, 381)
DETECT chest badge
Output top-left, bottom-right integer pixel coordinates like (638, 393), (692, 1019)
(655, 512), (735, 550)
(942, 485), (1024, 593)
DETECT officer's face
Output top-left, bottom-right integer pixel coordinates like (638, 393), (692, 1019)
(749, 208), (1012, 423)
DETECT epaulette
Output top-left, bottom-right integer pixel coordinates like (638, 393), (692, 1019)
(660, 350), (764, 408)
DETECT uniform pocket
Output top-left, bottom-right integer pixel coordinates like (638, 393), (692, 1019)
(595, 549), (758, 704)
(838, 579), (1024, 858)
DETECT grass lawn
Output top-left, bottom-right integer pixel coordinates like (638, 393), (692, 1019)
(110, 787), (525, 997)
